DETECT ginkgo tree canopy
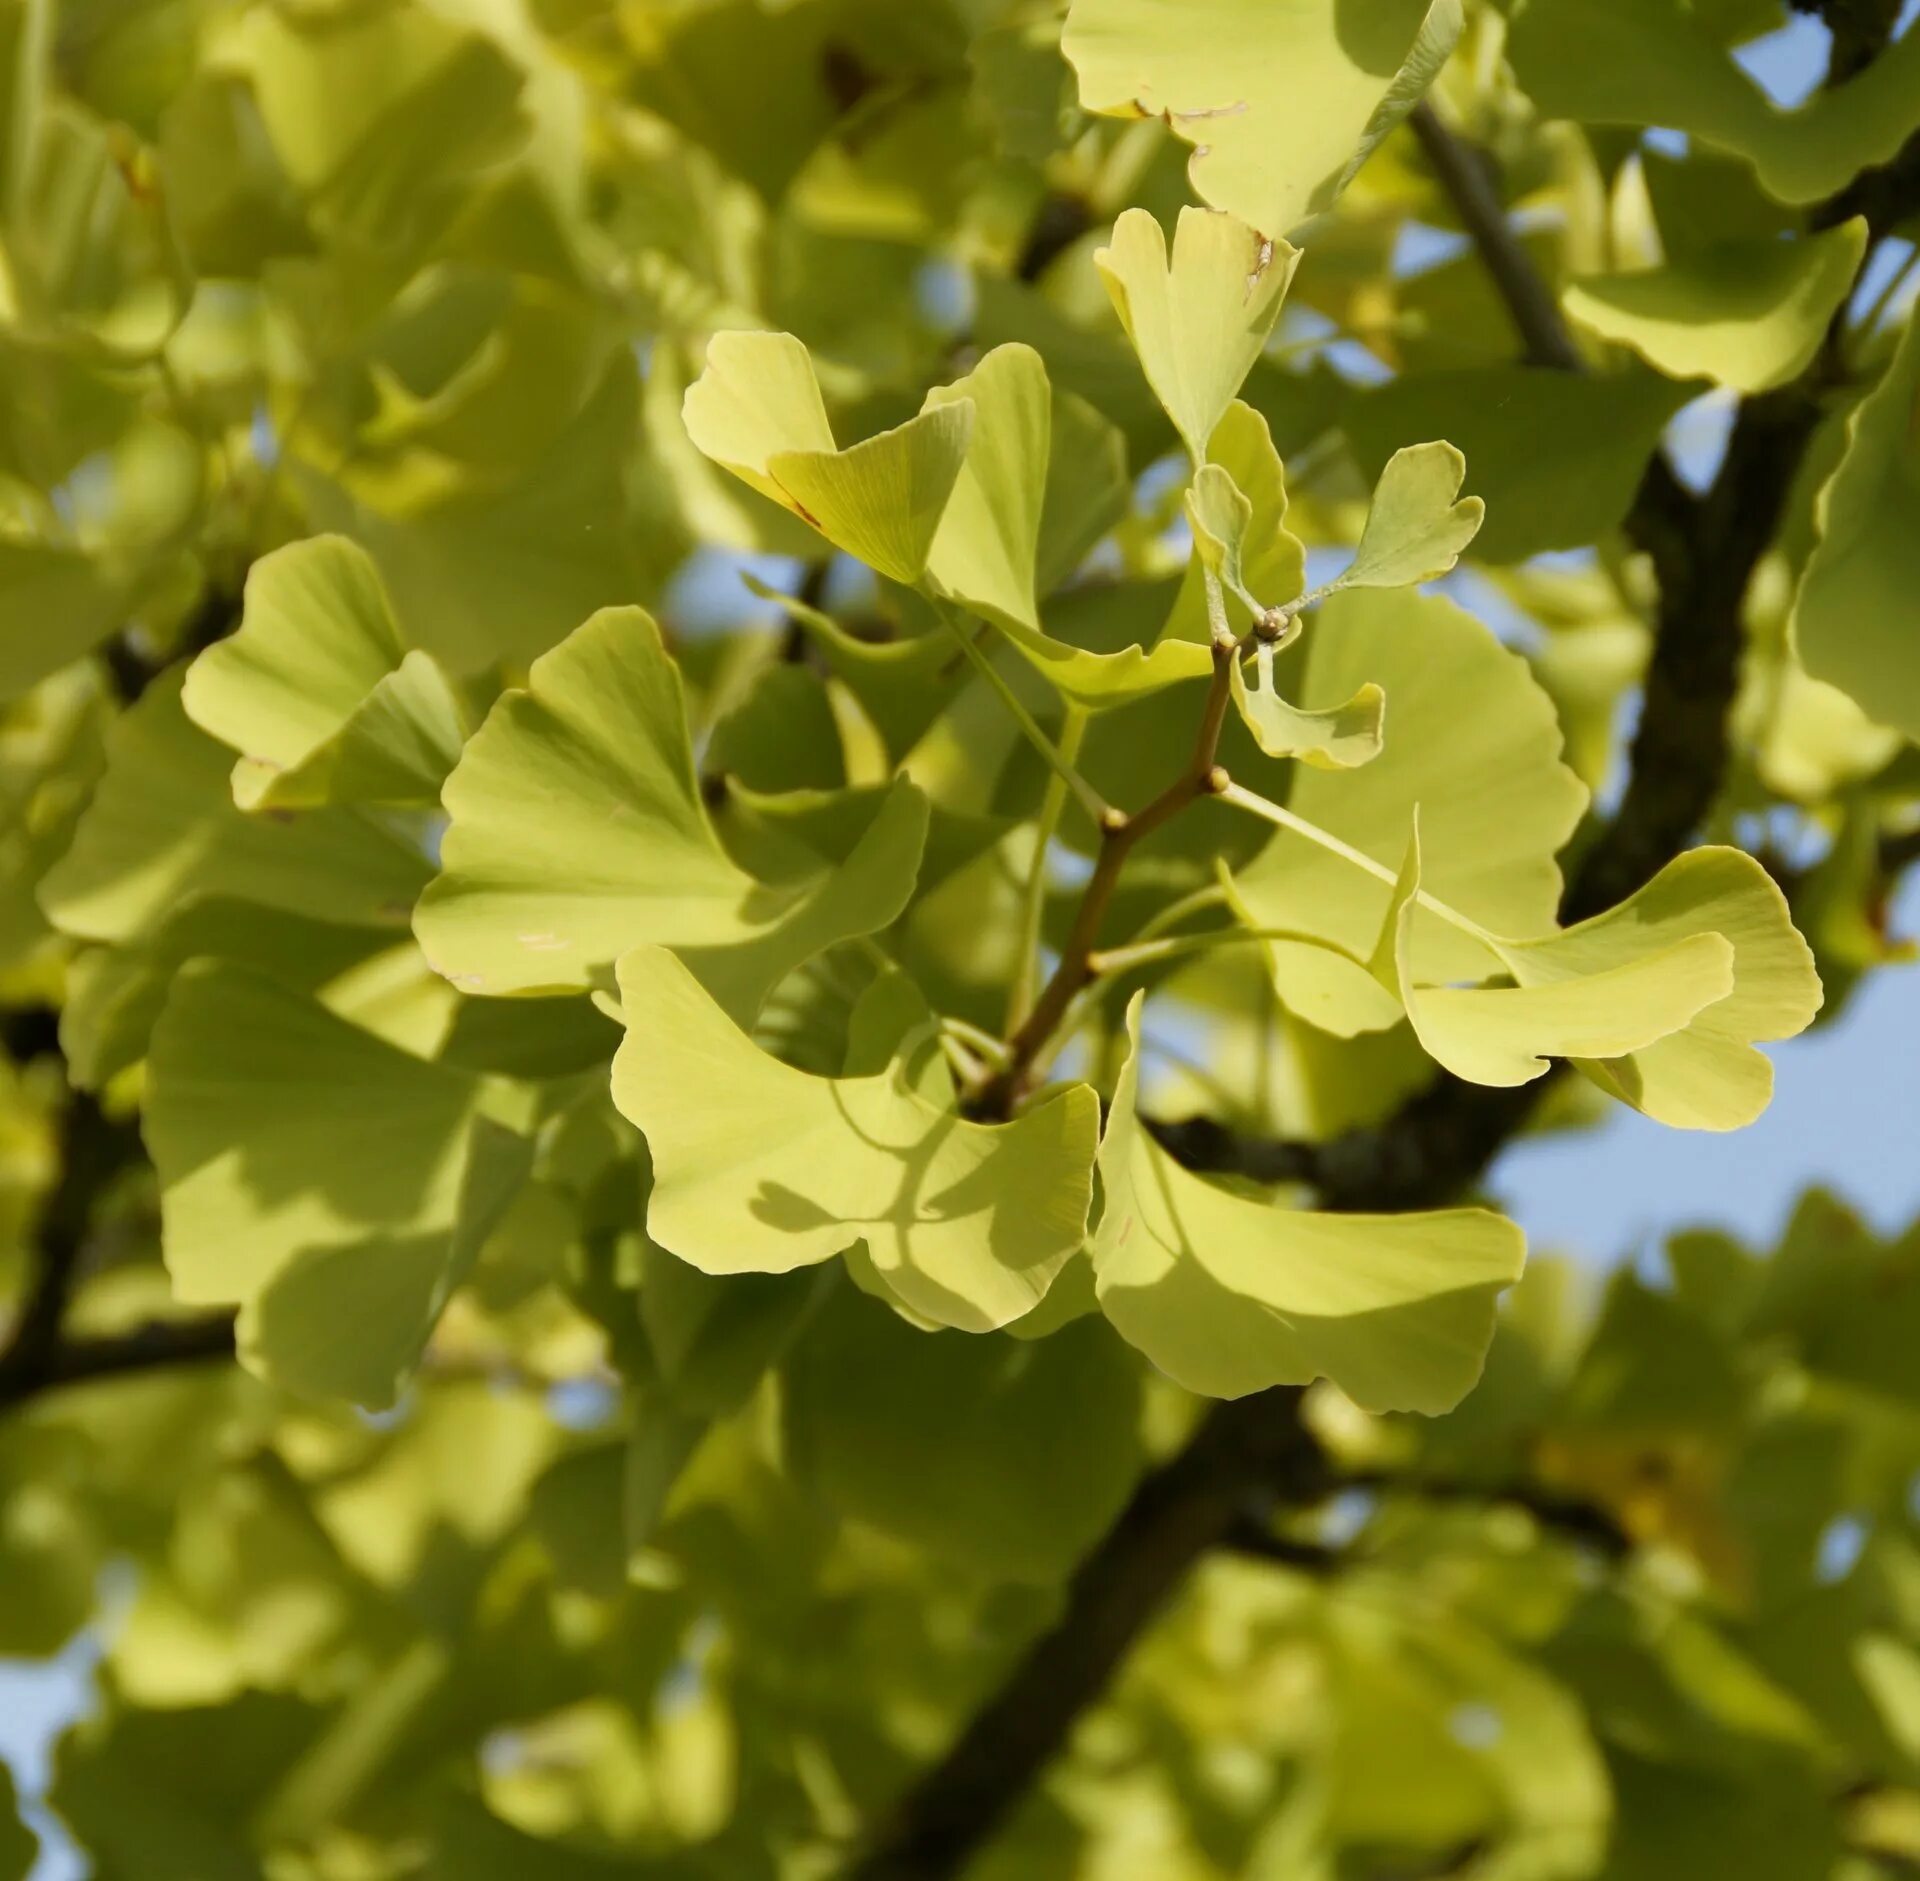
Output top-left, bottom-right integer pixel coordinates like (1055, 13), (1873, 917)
(2, 1), (1919, 1879)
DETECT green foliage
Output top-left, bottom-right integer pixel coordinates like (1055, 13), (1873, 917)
(1, 0), (1917, 1875)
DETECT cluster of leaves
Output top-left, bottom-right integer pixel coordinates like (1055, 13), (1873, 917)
(1, 0), (1919, 1875)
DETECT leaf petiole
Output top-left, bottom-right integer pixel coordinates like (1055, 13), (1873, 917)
(1217, 781), (1497, 946)
(928, 598), (1110, 826)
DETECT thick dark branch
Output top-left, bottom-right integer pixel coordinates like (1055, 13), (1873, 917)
(858, 87), (1920, 1881)
(0, 1315), (238, 1413)
(1, 1004), (235, 1416)
(1409, 103), (1583, 372)
(851, 1391), (1320, 1880)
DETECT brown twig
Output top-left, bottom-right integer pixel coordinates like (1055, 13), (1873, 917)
(974, 633), (1241, 1116)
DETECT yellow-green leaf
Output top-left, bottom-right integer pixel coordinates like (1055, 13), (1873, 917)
(683, 329), (974, 583)
(610, 945), (1099, 1333)
(146, 962), (530, 1407)
(1227, 590), (1587, 1036)
(1792, 307), (1920, 744)
(182, 536), (465, 810)
(1230, 640), (1384, 769)
(414, 607), (928, 1019)
(1065, 0), (1463, 236)
(1095, 205), (1300, 463)
(1340, 442), (1485, 591)
(1564, 221), (1870, 395)
(1371, 820), (1738, 1090)
(1091, 995), (1524, 1412)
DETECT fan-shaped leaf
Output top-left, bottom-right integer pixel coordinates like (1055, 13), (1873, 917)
(1095, 206), (1300, 463)
(1065, 0), (1463, 236)
(1344, 368), (1692, 564)
(1564, 221), (1869, 396)
(1230, 641), (1384, 769)
(610, 945), (1098, 1332)
(1226, 590), (1588, 1035)
(683, 330), (974, 582)
(146, 962), (530, 1407)
(414, 607), (928, 1019)
(1091, 996), (1523, 1411)
(1793, 307), (1920, 744)
(183, 536), (465, 810)
(1371, 819), (1738, 1089)
(1340, 442), (1485, 591)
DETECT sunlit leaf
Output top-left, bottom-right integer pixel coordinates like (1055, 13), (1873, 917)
(146, 962), (531, 1406)
(1564, 220), (1869, 395)
(923, 341), (1049, 630)
(1510, 0), (1920, 206)
(1793, 307), (1920, 744)
(610, 945), (1098, 1333)
(1227, 589), (1588, 1035)
(1344, 368), (1692, 563)
(1095, 205), (1300, 463)
(1163, 399), (1307, 643)
(1339, 442), (1485, 590)
(415, 606), (927, 1017)
(1230, 639), (1384, 769)
(1065, 0), (1463, 235)
(1369, 817), (1738, 1089)
(1090, 995), (1523, 1411)
(182, 536), (465, 810)
(683, 329), (974, 583)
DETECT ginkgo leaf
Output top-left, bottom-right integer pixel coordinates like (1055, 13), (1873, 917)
(919, 368), (1214, 703)
(610, 945), (1099, 1333)
(1792, 308), (1920, 744)
(994, 616), (1216, 713)
(1509, 0), (1920, 207)
(146, 962), (531, 1407)
(414, 607), (928, 1019)
(1095, 205), (1300, 463)
(1344, 368), (1692, 564)
(923, 342), (1049, 631)
(1065, 0), (1463, 237)
(683, 329), (974, 583)
(1163, 400), (1307, 643)
(297, 358), (654, 674)
(1090, 995), (1524, 1412)
(1231, 640), (1384, 769)
(1227, 590), (1588, 1036)
(1563, 221), (1870, 396)
(1363, 828), (1820, 1125)
(182, 536), (466, 811)
(38, 673), (432, 944)
(1038, 384), (1131, 595)
(1370, 819), (1738, 1090)
(1186, 463), (1258, 616)
(1340, 443), (1485, 591)
(1547, 849), (1823, 1131)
